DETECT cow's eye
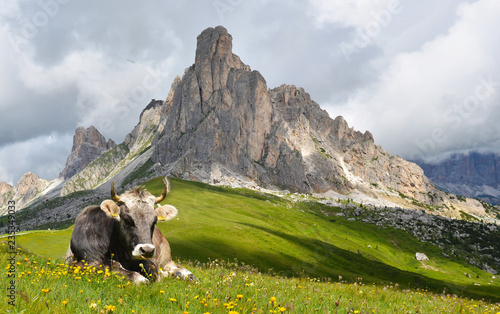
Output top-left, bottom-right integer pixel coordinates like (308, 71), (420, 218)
(123, 215), (135, 227)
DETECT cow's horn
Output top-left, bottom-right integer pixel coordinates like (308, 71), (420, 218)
(155, 178), (170, 204)
(111, 181), (122, 203)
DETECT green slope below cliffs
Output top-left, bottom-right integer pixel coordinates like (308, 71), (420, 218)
(14, 177), (500, 301)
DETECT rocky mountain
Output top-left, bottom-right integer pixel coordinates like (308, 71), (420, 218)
(0, 127), (115, 214)
(0, 173), (52, 215)
(149, 26), (496, 222)
(416, 152), (500, 205)
(3, 26), (499, 228)
(60, 99), (163, 196)
(60, 126), (116, 179)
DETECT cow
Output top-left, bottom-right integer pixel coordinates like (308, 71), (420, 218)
(65, 178), (195, 283)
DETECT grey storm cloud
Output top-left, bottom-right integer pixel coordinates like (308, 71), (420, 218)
(1, 0), (499, 184)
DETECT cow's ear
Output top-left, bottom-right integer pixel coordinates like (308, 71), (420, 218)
(156, 204), (178, 222)
(101, 200), (121, 221)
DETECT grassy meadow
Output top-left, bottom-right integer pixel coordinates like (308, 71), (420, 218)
(2, 177), (500, 312)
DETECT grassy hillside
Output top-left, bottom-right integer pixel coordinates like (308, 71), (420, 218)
(2, 245), (499, 314)
(8, 177), (500, 305)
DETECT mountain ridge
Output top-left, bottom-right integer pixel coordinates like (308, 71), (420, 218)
(147, 26), (496, 222)
(416, 151), (500, 205)
(0, 172), (54, 215)
(2, 26), (499, 225)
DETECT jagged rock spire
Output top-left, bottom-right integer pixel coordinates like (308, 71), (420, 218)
(60, 126), (116, 179)
(151, 26), (381, 194)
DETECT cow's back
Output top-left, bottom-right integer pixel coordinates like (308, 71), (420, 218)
(70, 205), (115, 263)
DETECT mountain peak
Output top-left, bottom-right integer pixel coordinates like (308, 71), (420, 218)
(193, 26), (249, 95)
(152, 27), (384, 196)
(60, 126), (116, 179)
(0, 172), (50, 213)
(16, 172), (41, 185)
(152, 26), (462, 213)
(195, 26), (233, 63)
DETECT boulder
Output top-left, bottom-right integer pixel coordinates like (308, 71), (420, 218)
(416, 252), (429, 261)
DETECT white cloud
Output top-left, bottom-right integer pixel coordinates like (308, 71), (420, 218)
(0, 132), (72, 184)
(13, 43), (177, 141)
(308, 0), (396, 28)
(336, 0), (500, 160)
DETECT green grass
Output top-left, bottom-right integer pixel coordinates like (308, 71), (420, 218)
(459, 210), (480, 222)
(120, 158), (155, 188)
(3, 177), (500, 312)
(2, 245), (499, 313)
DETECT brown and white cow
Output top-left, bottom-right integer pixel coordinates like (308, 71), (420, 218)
(65, 178), (195, 283)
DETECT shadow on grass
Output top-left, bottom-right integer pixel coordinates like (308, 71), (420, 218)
(171, 223), (500, 302)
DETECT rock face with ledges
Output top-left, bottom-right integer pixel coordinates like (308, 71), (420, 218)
(150, 26), (464, 214)
(152, 26), (272, 185)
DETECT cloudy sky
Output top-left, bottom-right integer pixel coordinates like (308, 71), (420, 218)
(1, 0), (499, 185)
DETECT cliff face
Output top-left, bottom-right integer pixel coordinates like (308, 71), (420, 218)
(151, 26), (272, 188)
(150, 26), (445, 209)
(60, 126), (116, 179)
(147, 26), (499, 222)
(417, 152), (500, 204)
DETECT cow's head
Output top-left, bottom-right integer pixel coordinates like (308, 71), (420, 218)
(100, 178), (177, 260)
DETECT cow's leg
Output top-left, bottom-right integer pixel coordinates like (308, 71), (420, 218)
(159, 260), (197, 281)
(108, 260), (149, 284)
(152, 227), (196, 281)
(64, 245), (74, 264)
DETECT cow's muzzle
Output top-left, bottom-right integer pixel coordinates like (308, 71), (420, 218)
(132, 244), (156, 259)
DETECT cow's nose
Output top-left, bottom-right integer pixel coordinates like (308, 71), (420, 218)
(132, 244), (156, 259)
(140, 245), (155, 258)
